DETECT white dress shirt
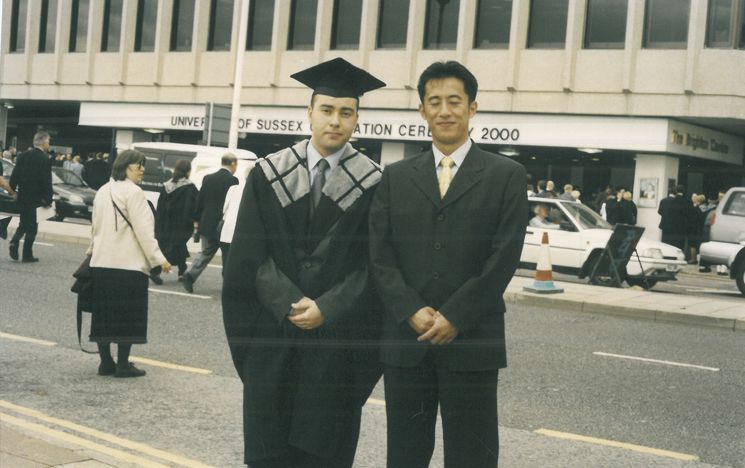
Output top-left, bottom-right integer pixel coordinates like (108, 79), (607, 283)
(432, 139), (472, 178)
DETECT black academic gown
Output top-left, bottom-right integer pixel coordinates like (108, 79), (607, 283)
(222, 140), (382, 465)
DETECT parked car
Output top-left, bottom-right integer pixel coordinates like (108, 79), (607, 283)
(0, 160), (96, 221)
(699, 187), (745, 296)
(51, 167), (96, 221)
(522, 198), (687, 289)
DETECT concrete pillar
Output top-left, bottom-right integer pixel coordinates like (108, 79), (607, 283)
(0, 107), (8, 148)
(633, 154), (679, 241)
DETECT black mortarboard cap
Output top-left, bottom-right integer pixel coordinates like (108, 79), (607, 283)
(291, 57), (386, 99)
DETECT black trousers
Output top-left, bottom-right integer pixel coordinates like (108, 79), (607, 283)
(10, 204), (38, 258)
(384, 353), (500, 468)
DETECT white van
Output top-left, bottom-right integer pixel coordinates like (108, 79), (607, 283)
(128, 142), (257, 203)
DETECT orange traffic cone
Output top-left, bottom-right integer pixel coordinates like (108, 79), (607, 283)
(523, 232), (564, 294)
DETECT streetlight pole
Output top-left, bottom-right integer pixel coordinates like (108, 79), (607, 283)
(229, 0), (251, 150)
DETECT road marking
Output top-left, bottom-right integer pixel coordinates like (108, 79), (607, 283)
(684, 288), (741, 295)
(149, 288), (212, 299)
(1, 412), (170, 467)
(366, 397), (386, 407)
(0, 332), (57, 347)
(534, 428), (699, 461)
(593, 352), (720, 372)
(0, 401), (216, 467)
(130, 356), (212, 375)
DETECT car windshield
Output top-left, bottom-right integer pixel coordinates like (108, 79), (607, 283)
(52, 168), (85, 186)
(562, 201), (612, 230)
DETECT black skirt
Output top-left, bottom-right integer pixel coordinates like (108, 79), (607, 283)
(89, 267), (149, 344)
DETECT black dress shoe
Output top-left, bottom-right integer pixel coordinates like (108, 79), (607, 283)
(114, 362), (146, 378)
(182, 274), (194, 293)
(21, 256), (39, 263)
(9, 243), (18, 260)
(98, 361), (117, 376)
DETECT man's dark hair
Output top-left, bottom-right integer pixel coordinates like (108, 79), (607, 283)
(675, 184), (686, 194)
(537, 179), (547, 191)
(172, 159), (191, 182)
(111, 149), (146, 181)
(417, 61), (478, 103)
(221, 153), (238, 166)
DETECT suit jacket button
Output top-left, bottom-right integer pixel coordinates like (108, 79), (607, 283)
(434, 242), (442, 250)
(437, 214), (445, 221)
(304, 262), (312, 269)
(433, 272), (440, 280)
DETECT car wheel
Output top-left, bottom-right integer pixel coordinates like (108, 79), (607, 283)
(735, 259), (745, 297)
(626, 277), (658, 289)
(587, 254), (622, 287)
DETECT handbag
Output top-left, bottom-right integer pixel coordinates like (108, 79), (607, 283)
(71, 254), (97, 354)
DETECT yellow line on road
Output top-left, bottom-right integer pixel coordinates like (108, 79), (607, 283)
(0, 401), (216, 467)
(130, 356), (212, 375)
(1, 412), (170, 468)
(534, 428), (699, 461)
(0, 331), (56, 347)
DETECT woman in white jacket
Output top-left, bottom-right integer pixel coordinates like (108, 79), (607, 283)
(87, 150), (171, 378)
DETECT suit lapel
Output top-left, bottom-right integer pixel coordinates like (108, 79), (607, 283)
(409, 151), (442, 207)
(441, 145), (485, 207)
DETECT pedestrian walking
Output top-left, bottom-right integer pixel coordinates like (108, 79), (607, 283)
(618, 191), (637, 225)
(0, 175), (15, 240)
(154, 160), (198, 281)
(69, 155), (84, 179)
(560, 183), (574, 200)
(687, 194), (707, 265)
(369, 61), (527, 468)
(8, 131), (53, 262)
(87, 150), (171, 377)
(222, 57), (385, 468)
(181, 154), (238, 293)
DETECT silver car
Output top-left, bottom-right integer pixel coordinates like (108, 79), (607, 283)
(699, 187), (745, 296)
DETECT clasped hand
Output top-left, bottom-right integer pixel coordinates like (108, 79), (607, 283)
(408, 306), (459, 345)
(289, 297), (325, 330)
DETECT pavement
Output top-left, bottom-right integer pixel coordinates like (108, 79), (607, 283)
(2, 211), (743, 467)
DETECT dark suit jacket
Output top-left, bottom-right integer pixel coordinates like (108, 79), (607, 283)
(369, 144), (527, 371)
(658, 195), (689, 234)
(195, 168), (238, 238)
(10, 148), (53, 208)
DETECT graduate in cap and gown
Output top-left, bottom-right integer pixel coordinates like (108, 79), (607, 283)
(222, 58), (385, 468)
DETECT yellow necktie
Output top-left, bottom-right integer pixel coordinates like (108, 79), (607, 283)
(438, 156), (454, 198)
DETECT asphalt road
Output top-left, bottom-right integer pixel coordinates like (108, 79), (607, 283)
(1, 240), (743, 467)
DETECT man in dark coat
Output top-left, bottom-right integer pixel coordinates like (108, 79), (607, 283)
(9, 131), (53, 262)
(181, 154), (238, 293)
(658, 184), (690, 250)
(369, 61), (527, 468)
(222, 58), (385, 468)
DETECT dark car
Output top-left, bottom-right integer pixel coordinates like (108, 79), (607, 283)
(0, 160), (96, 221)
(50, 167), (96, 221)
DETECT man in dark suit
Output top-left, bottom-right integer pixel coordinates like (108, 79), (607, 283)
(369, 61), (527, 468)
(9, 131), (54, 262)
(658, 184), (689, 250)
(182, 153), (238, 293)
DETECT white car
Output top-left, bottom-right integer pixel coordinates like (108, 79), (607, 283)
(521, 198), (687, 289)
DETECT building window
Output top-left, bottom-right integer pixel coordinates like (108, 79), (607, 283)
(706, 0), (745, 48)
(288, 0), (317, 50)
(331, 0), (362, 49)
(101, 0), (123, 52)
(584, 0), (627, 49)
(170, 0), (195, 51)
(9, 0), (28, 53)
(423, 0), (460, 49)
(527, 0), (569, 48)
(377, 0), (409, 49)
(208, 0), (234, 51)
(474, 0), (512, 49)
(643, 0), (690, 49)
(246, 0), (274, 50)
(69, 0), (90, 52)
(135, 0), (158, 52)
(39, 0), (58, 53)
